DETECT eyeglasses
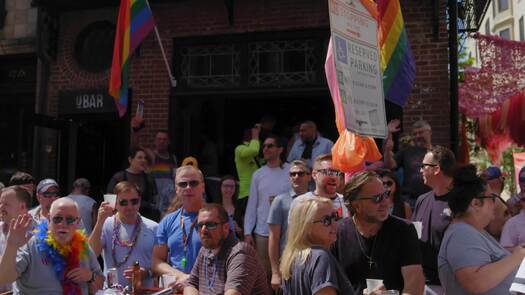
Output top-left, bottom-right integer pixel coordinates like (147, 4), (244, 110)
(317, 169), (343, 177)
(119, 198), (140, 206)
(289, 171), (308, 177)
(51, 215), (79, 225)
(421, 163), (438, 168)
(176, 180), (200, 188)
(476, 193), (498, 202)
(312, 212), (340, 226)
(42, 192), (59, 198)
(262, 143), (276, 149)
(356, 191), (390, 203)
(383, 180), (394, 187)
(196, 221), (226, 231)
(221, 184), (236, 189)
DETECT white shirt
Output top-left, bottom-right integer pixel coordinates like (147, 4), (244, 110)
(288, 191), (350, 224)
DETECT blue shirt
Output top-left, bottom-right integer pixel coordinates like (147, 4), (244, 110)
(156, 208), (201, 274)
(287, 136), (334, 168)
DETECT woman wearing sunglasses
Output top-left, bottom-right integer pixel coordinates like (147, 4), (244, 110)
(438, 165), (525, 294)
(280, 198), (354, 295)
(378, 170), (412, 219)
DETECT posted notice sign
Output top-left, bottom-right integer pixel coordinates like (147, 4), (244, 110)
(328, 0), (387, 138)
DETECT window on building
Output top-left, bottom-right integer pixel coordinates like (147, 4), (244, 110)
(74, 21), (115, 73)
(498, 0), (509, 12)
(499, 28), (511, 39)
(485, 20), (491, 35)
(519, 16), (525, 41)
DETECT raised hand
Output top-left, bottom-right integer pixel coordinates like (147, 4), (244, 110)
(6, 213), (33, 248)
(387, 119), (401, 134)
(97, 202), (115, 222)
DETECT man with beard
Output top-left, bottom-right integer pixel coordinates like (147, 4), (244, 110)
(0, 186), (32, 292)
(332, 171), (424, 295)
(412, 145), (456, 294)
(184, 204), (270, 295)
(289, 154), (350, 222)
(287, 121), (333, 168)
(29, 178), (61, 223)
(383, 119), (433, 208)
(0, 198), (103, 294)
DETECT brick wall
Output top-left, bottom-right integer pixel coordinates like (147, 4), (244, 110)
(46, 0), (450, 148)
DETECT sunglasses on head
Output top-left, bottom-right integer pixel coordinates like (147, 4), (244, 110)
(356, 191), (390, 203)
(289, 171), (308, 177)
(176, 180), (200, 188)
(196, 221), (226, 231)
(42, 191), (59, 198)
(317, 169), (343, 177)
(262, 143), (276, 149)
(119, 198), (140, 206)
(51, 215), (79, 225)
(312, 212), (340, 226)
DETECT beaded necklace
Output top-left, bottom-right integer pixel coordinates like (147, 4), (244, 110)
(112, 214), (142, 268)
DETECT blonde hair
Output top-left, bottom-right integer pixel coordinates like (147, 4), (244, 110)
(280, 198), (332, 280)
(175, 165), (204, 182)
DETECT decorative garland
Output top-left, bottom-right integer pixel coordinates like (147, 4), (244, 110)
(111, 215), (142, 268)
(35, 220), (89, 295)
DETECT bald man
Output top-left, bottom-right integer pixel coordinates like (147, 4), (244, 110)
(287, 120), (333, 168)
(0, 198), (104, 294)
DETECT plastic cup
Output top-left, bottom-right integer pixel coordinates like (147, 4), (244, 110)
(380, 291), (399, 295)
(413, 221), (423, 239)
(366, 279), (383, 292)
(103, 194), (117, 208)
(160, 274), (176, 288)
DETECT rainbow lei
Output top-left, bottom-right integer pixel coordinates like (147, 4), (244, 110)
(35, 220), (89, 295)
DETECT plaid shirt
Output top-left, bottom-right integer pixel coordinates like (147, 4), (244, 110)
(187, 233), (270, 295)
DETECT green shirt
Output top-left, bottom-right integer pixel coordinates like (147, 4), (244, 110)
(234, 140), (260, 199)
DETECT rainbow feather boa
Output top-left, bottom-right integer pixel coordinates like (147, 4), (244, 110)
(35, 220), (89, 295)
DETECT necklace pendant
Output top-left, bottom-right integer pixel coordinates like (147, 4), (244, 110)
(181, 257), (187, 268)
(368, 260), (374, 269)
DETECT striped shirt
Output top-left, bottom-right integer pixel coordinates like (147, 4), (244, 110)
(188, 234), (270, 295)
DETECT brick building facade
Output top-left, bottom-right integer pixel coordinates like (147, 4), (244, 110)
(25, 0), (450, 192)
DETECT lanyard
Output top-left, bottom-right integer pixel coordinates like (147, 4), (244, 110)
(180, 209), (197, 268)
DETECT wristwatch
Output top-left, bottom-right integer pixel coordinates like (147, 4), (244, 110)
(87, 271), (96, 283)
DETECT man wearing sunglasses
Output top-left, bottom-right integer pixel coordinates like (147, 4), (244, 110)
(0, 198), (104, 294)
(267, 160), (311, 291)
(28, 178), (61, 223)
(332, 171), (424, 295)
(184, 204), (270, 295)
(89, 181), (158, 289)
(289, 154), (350, 223)
(411, 145), (455, 294)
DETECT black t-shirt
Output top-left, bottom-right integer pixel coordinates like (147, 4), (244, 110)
(331, 216), (422, 294)
(394, 146), (431, 198)
(412, 190), (452, 285)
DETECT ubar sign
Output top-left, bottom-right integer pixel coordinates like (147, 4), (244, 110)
(328, 0), (387, 138)
(58, 90), (118, 116)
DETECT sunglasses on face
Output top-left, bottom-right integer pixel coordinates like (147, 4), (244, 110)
(119, 198), (140, 206)
(476, 193), (498, 202)
(317, 169), (343, 177)
(383, 180), (394, 187)
(42, 192), (59, 198)
(262, 143), (276, 149)
(289, 171), (308, 177)
(356, 191), (390, 203)
(196, 221), (226, 231)
(312, 212), (340, 226)
(51, 215), (79, 225)
(519, 176), (525, 183)
(176, 180), (200, 188)
(421, 163), (438, 168)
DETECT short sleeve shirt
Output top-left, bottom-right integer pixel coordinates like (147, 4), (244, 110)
(267, 190), (296, 253)
(155, 208), (201, 273)
(394, 146), (431, 198)
(288, 192), (349, 224)
(500, 211), (525, 248)
(331, 216), (422, 294)
(282, 247), (354, 295)
(438, 222), (516, 295)
(13, 237), (102, 295)
(101, 215), (158, 287)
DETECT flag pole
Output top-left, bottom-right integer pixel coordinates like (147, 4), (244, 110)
(153, 25), (177, 87)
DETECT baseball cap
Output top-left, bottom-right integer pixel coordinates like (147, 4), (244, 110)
(36, 178), (59, 193)
(483, 166), (506, 181)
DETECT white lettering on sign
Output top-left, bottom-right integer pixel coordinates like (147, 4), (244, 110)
(75, 94), (104, 109)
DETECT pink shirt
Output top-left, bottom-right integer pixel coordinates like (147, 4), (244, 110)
(500, 210), (525, 247)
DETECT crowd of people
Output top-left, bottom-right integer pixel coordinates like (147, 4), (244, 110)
(0, 117), (524, 295)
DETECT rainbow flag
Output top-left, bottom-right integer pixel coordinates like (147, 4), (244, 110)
(378, 0), (415, 107)
(109, 0), (155, 117)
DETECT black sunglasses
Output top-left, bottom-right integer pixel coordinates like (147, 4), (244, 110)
(476, 193), (498, 202)
(119, 198), (140, 206)
(42, 192), (59, 198)
(51, 215), (79, 225)
(317, 169), (344, 177)
(421, 163), (438, 168)
(196, 221), (226, 231)
(289, 171), (308, 177)
(356, 191), (390, 203)
(520, 176), (525, 183)
(312, 212), (340, 226)
(176, 180), (200, 188)
(383, 180), (394, 187)
(262, 143), (276, 149)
